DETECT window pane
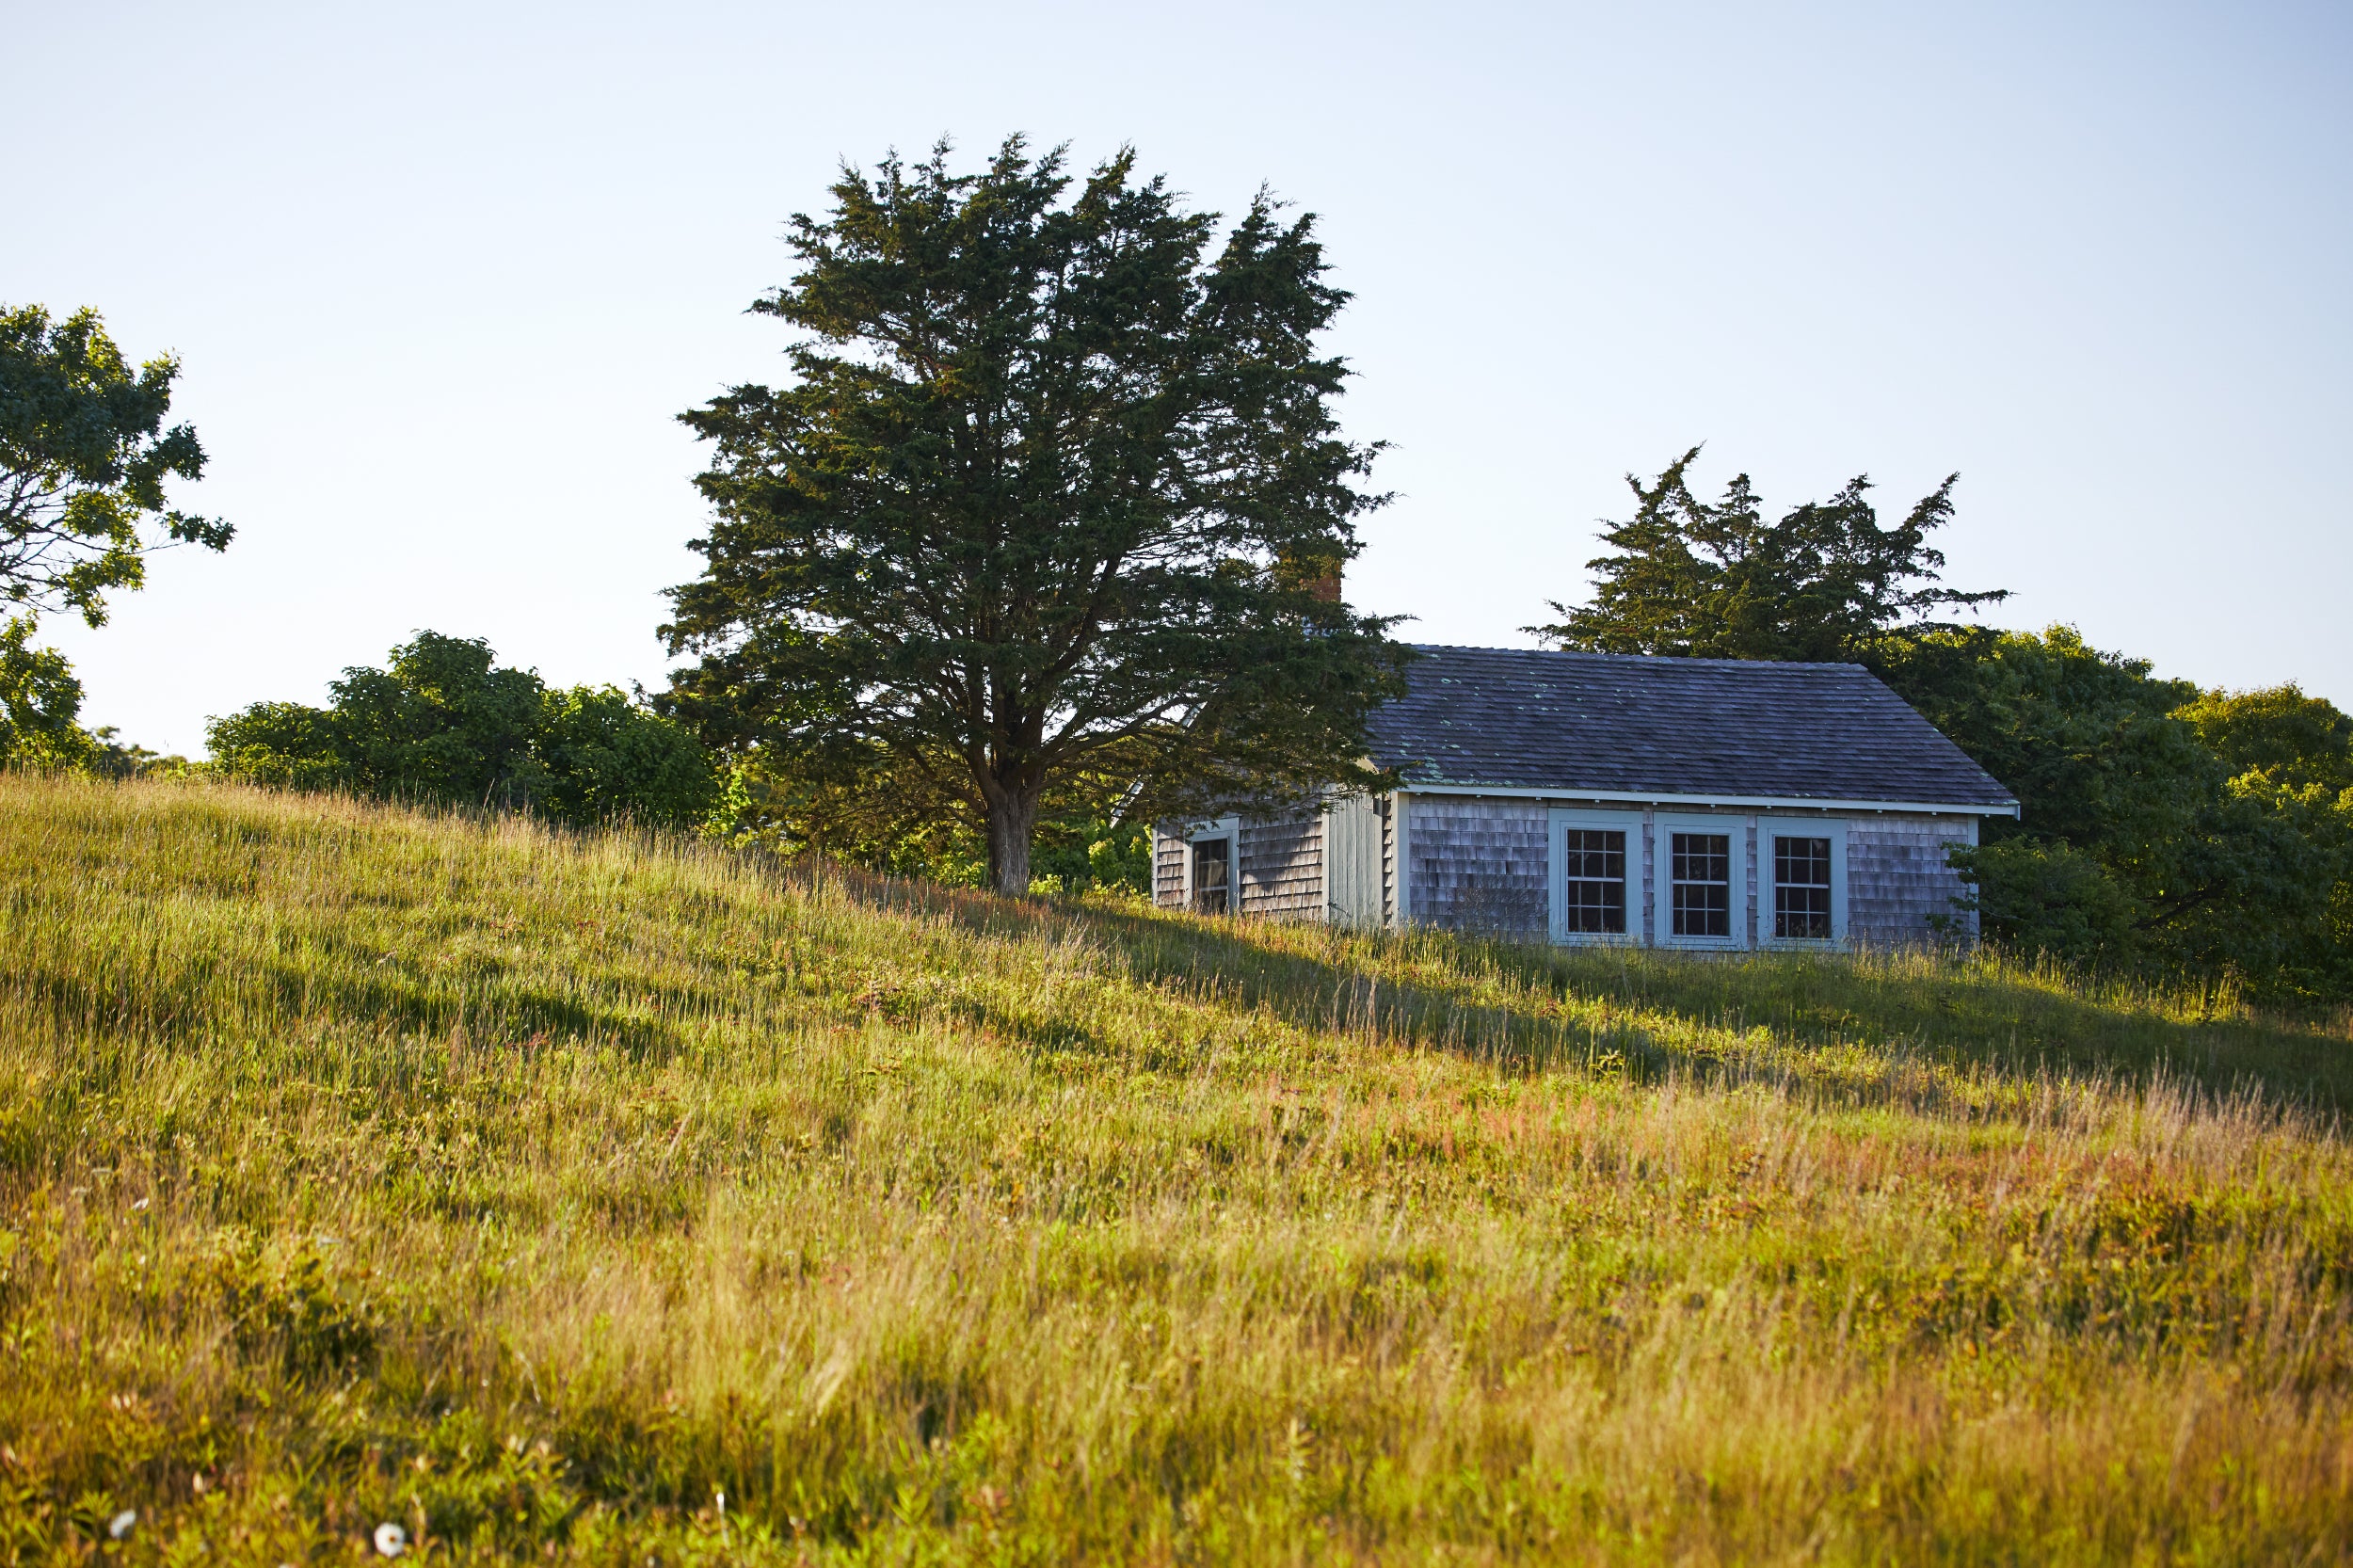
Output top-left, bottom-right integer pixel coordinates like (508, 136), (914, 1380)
(1671, 832), (1732, 938)
(1774, 835), (1831, 888)
(1772, 834), (1833, 938)
(1561, 828), (1625, 934)
(1193, 839), (1230, 914)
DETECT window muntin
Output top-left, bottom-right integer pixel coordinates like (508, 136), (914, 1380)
(1772, 834), (1833, 939)
(1192, 837), (1231, 914)
(1671, 831), (1732, 938)
(1560, 828), (1626, 934)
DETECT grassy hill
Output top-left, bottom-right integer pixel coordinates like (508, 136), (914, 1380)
(1, 775), (2349, 1563)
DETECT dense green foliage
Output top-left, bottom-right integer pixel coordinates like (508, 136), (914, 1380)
(207, 631), (717, 828)
(0, 303), (232, 769)
(3, 776), (2350, 1562)
(1885, 629), (2349, 1000)
(0, 614), (89, 769)
(663, 137), (1410, 895)
(1540, 452), (2351, 1001)
(0, 303), (231, 627)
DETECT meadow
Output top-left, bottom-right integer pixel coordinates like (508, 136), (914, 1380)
(1, 773), (2349, 1563)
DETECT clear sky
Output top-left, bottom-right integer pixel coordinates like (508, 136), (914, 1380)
(8, 0), (2349, 756)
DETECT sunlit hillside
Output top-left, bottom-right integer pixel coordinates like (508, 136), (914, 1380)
(1, 775), (2348, 1563)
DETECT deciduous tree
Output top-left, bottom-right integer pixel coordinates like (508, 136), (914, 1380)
(0, 304), (231, 765)
(0, 304), (230, 625)
(0, 615), (88, 767)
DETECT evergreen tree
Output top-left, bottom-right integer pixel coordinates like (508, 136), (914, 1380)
(1529, 447), (2004, 663)
(662, 138), (1410, 896)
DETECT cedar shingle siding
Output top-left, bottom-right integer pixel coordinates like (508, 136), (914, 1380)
(1151, 647), (2014, 947)
(1240, 808), (1323, 918)
(1154, 831), (1187, 908)
(1404, 798), (1547, 938)
(1849, 816), (1980, 944)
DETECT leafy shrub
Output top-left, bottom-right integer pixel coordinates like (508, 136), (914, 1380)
(208, 632), (718, 828)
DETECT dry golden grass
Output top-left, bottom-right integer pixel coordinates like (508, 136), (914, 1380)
(1, 773), (2349, 1563)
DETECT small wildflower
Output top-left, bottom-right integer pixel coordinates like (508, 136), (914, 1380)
(108, 1509), (136, 1540)
(131, 1198), (150, 1212)
(374, 1522), (407, 1557)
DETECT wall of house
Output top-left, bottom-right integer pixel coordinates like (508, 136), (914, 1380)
(1152, 827), (1187, 907)
(1395, 796), (1980, 948)
(1401, 795), (1549, 938)
(1848, 814), (1978, 943)
(1239, 808), (1324, 919)
(1162, 797), (1982, 945)
(1152, 809), (1328, 920)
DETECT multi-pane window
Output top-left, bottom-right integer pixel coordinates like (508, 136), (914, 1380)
(1671, 832), (1732, 937)
(1773, 835), (1833, 939)
(1192, 837), (1231, 914)
(1561, 828), (1626, 934)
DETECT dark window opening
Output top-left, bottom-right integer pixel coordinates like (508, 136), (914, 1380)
(1671, 831), (1732, 938)
(1192, 838), (1231, 914)
(1561, 828), (1626, 934)
(1773, 835), (1833, 939)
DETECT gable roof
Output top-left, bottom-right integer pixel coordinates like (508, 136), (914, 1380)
(1369, 646), (2018, 813)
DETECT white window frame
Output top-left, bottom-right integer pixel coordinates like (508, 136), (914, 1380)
(1179, 815), (1241, 912)
(1757, 816), (1849, 949)
(1653, 813), (1750, 950)
(1547, 807), (1641, 944)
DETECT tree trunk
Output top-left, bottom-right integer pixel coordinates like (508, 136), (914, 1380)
(985, 788), (1041, 897)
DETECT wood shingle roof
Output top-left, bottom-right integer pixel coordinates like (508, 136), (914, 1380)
(1370, 646), (2019, 812)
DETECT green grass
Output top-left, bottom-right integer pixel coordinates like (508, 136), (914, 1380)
(2, 773), (2350, 1563)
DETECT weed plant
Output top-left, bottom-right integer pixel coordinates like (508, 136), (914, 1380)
(0, 775), (2348, 1562)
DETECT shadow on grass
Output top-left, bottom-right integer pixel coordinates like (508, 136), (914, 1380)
(801, 857), (2353, 1115)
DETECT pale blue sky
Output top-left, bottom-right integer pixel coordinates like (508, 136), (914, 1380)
(7, 1), (2348, 755)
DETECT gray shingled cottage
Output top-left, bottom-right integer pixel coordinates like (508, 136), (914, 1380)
(1153, 647), (2019, 947)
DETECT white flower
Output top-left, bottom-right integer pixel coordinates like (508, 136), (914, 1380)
(374, 1522), (408, 1558)
(108, 1510), (136, 1540)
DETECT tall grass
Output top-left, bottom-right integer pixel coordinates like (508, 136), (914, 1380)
(1, 774), (2348, 1563)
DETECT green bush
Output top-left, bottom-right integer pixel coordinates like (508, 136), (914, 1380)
(208, 631), (718, 829)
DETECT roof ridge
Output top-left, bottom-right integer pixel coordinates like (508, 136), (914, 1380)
(1406, 643), (1871, 673)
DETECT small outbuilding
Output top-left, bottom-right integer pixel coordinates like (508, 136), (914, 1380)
(1154, 646), (2019, 948)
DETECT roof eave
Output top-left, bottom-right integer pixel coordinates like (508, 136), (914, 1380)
(1395, 779), (2021, 817)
